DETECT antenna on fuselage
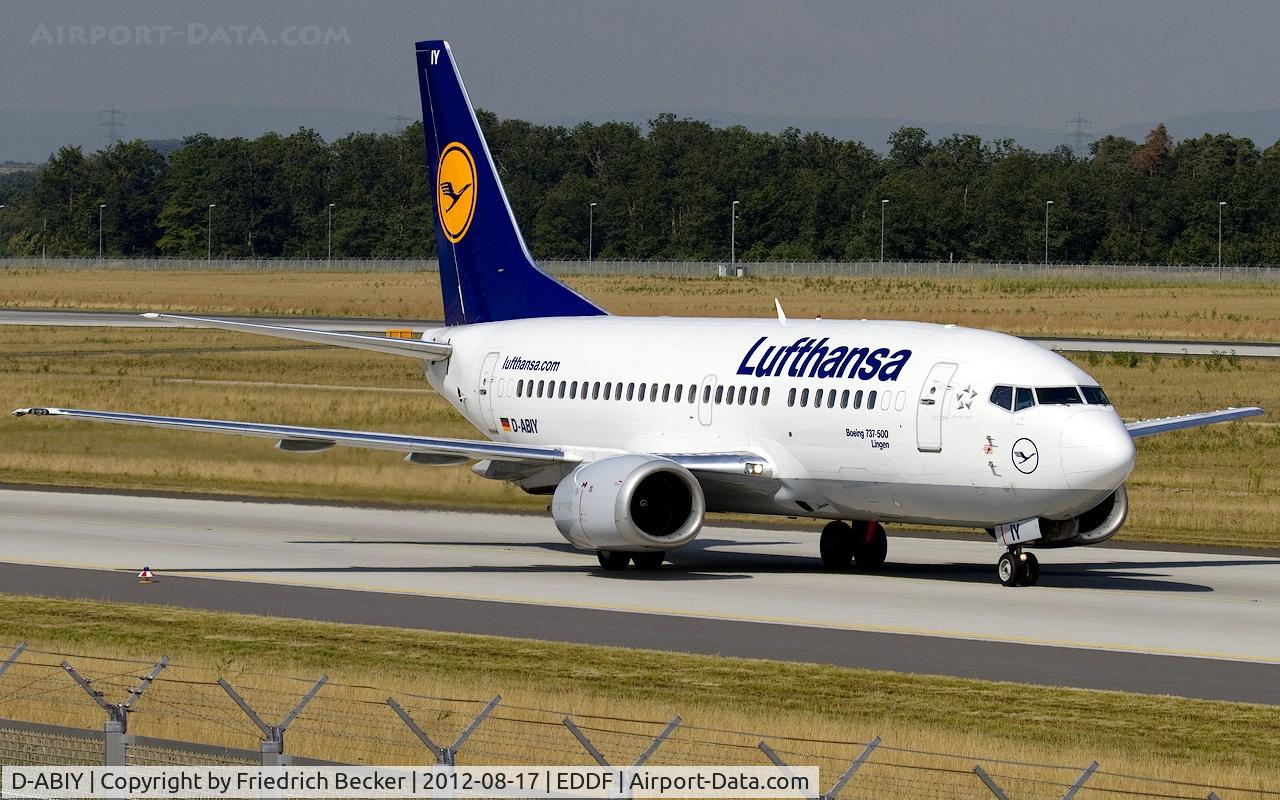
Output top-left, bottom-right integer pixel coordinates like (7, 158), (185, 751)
(774, 298), (787, 326)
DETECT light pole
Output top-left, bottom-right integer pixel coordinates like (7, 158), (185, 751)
(42, 217), (47, 262)
(207, 204), (216, 264)
(879, 199), (888, 269)
(0, 205), (5, 258)
(1217, 201), (1226, 273)
(327, 203), (335, 263)
(1043, 200), (1054, 270)
(730, 200), (739, 266)
(588, 202), (597, 261)
(98, 204), (106, 260)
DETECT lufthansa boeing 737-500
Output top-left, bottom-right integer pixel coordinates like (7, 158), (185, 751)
(14, 40), (1264, 586)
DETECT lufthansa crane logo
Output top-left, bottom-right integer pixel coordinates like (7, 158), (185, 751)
(1011, 437), (1039, 474)
(437, 142), (476, 243)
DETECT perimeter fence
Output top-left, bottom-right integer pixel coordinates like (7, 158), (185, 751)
(1, 256), (1277, 282)
(0, 642), (1272, 799)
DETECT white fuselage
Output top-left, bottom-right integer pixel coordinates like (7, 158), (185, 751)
(423, 316), (1136, 528)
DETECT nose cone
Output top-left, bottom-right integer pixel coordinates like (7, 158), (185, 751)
(1060, 410), (1136, 490)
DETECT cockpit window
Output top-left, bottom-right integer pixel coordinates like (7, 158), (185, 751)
(989, 385), (1013, 411)
(1014, 387), (1036, 411)
(1081, 386), (1111, 405)
(1036, 386), (1083, 405)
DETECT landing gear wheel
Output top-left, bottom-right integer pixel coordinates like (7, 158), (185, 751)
(853, 522), (888, 570)
(819, 521), (854, 569)
(997, 551), (1023, 587)
(1017, 552), (1040, 586)
(597, 550), (631, 571)
(631, 551), (665, 571)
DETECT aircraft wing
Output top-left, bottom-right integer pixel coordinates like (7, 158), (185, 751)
(141, 313), (452, 361)
(1125, 406), (1264, 438)
(9, 407), (776, 478)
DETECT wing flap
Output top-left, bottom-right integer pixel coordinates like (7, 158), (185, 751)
(1125, 406), (1263, 438)
(142, 313), (452, 361)
(12, 407), (565, 463)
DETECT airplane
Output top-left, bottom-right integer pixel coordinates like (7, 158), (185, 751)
(13, 40), (1263, 586)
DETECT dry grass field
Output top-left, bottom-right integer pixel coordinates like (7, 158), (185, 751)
(0, 324), (1275, 546)
(2, 268), (1279, 340)
(0, 593), (1275, 794)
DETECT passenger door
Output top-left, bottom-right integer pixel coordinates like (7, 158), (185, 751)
(478, 351), (500, 433)
(916, 362), (957, 452)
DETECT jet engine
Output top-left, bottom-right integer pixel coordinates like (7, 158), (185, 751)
(1034, 484), (1129, 548)
(551, 455), (705, 552)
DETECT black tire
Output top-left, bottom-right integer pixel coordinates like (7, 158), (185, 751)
(1018, 552), (1040, 586)
(854, 522), (888, 569)
(632, 551), (665, 571)
(819, 521), (854, 569)
(997, 552), (1022, 587)
(597, 550), (631, 571)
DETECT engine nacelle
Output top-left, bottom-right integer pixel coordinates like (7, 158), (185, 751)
(1034, 484), (1129, 548)
(552, 455), (705, 552)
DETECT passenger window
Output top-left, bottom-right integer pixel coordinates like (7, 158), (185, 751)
(570, 381), (578, 399)
(853, 390), (863, 409)
(788, 388), (796, 407)
(724, 385), (733, 404)
(662, 384), (671, 402)
(674, 384), (683, 403)
(737, 386), (746, 405)
(1036, 386), (1083, 405)
(814, 389), (824, 408)
(880, 391), (891, 410)
(762, 387), (771, 406)
(689, 384), (697, 403)
(895, 391), (906, 411)
(537, 379), (545, 398)
(638, 383), (647, 401)
(627, 383), (635, 401)
(749, 386), (758, 406)
(650, 383), (659, 402)
(616, 382), (623, 400)
(989, 385), (1013, 411)
(867, 390), (877, 409)
(1015, 387), (1035, 411)
(592, 382), (600, 400)
(801, 388), (810, 407)
(828, 391), (838, 409)
(702, 385), (711, 403)
(840, 390), (849, 409)
(517, 379), (524, 397)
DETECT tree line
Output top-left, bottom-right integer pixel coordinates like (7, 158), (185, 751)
(3, 114), (1280, 264)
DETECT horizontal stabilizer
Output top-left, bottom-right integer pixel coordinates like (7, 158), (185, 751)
(141, 313), (452, 360)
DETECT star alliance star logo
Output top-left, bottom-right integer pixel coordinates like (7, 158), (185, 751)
(956, 385), (977, 410)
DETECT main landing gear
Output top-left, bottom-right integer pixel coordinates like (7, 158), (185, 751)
(819, 520), (887, 570)
(596, 550), (666, 571)
(997, 548), (1040, 587)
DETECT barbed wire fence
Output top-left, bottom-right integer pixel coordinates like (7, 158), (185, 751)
(0, 256), (1277, 282)
(0, 641), (1274, 799)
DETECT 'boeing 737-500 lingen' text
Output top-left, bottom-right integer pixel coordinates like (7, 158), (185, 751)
(14, 40), (1263, 586)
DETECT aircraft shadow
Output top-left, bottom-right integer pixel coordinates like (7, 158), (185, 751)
(227, 536), (1277, 591)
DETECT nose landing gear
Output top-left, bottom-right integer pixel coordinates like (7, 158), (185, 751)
(997, 548), (1039, 587)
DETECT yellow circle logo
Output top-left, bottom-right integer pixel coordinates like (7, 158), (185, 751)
(437, 142), (477, 243)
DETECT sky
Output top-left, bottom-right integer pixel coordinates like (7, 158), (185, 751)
(3, 0), (1280, 145)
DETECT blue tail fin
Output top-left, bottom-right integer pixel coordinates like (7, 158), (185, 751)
(415, 40), (606, 326)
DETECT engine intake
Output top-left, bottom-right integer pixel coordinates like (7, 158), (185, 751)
(1034, 484), (1129, 548)
(552, 455), (706, 551)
